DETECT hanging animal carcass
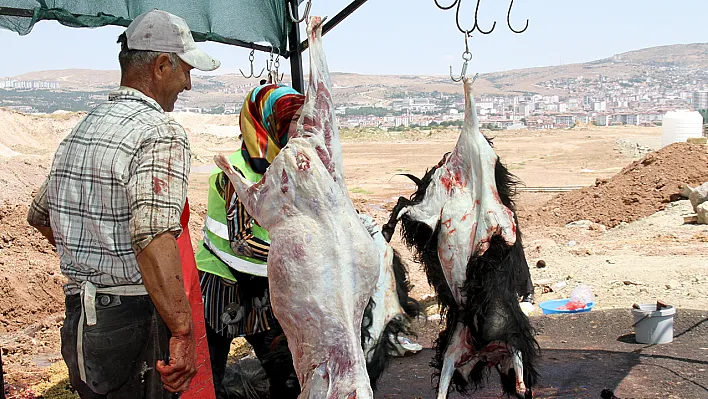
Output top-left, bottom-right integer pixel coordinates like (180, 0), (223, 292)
(215, 16), (380, 399)
(381, 77), (538, 399)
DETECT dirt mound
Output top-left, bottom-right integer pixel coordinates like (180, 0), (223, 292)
(528, 143), (708, 228)
(0, 203), (64, 334)
(0, 108), (83, 156)
(0, 158), (54, 205)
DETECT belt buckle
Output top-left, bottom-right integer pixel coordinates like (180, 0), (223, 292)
(97, 294), (122, 308)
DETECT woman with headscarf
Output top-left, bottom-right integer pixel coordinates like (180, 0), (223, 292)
(195, 83), (305, 399)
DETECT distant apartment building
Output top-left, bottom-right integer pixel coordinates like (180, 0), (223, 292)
(637, 112), (664, 124)
(391, 98), (436, 113)
(553, 114), (581, 127)
(553, 115), (575, 127)
(693, 91), (708, 110)
(614, 113), (640, 126)
(394, 115), (411, 127)
(524, 116), (554, 129)
(0, 79), (59, 89)
(594, 114), (612, 126)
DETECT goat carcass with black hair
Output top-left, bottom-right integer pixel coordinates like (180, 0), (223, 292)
(381, 77), (538, 399)
(215, 16), (379, 399)
(359, 213), (422, 389)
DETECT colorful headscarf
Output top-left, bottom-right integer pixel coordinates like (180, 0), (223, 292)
(240, 84), (305, 174)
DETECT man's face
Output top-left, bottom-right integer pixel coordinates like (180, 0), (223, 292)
(154, 57), (193, 112)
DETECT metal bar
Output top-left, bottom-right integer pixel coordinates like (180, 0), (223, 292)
(191, 33), (282, 57)
(287, 0), (305, 93)
(297, 0), (368, 54)
(0, 7), (33, 17)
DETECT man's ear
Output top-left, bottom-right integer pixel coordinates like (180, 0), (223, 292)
(152, 53), (173, 81)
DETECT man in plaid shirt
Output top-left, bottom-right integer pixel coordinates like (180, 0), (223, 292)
(27, 10), (219, 398)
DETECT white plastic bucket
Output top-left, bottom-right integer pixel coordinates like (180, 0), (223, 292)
(632, 304), (675, 344)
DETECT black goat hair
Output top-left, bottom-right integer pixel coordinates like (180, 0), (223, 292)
(385, 152), (539, 398)
(361, 249), (422, 389)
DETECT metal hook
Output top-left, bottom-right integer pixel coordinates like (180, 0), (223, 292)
(265, 48), (275, 72)
(472, 0), (497, 35)
(433, 0), (458, 10)
(450, 33), (473, 82)
(507, 0), (529, 33)
(450, 0), (495, 35)
(239, 50), (265, 79)
(288, 0), (312, 23)
(274, 54), (284, 82)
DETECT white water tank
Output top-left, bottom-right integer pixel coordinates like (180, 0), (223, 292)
(661, 110), (703, 147)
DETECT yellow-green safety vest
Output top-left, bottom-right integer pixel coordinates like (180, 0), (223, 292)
(195, 151), (270, 282)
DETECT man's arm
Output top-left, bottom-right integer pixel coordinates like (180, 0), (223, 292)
(128, 126), (195, 392)
(27, 177), (56, 247)
(136, 233), (195, 392)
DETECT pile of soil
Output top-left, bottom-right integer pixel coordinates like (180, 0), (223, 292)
(0, 204), (64, 334)
(529, 142), (708, 228)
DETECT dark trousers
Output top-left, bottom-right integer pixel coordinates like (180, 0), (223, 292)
(61, 294), (174, 399)
(206, 322), (299, 399)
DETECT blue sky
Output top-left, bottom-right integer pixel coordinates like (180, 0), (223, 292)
(0, 0), (706, 77)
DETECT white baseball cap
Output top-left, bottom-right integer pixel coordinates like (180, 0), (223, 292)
(125, 9), (221, 72)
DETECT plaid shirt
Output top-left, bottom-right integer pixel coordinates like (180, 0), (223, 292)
(28, 87), (191, 295)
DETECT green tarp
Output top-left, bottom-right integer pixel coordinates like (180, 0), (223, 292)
(0, 0), (299, 52)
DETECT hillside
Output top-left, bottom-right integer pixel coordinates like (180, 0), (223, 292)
(5, 42), (708, 108)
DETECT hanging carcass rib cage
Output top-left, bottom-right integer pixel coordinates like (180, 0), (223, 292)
(0, 0), (369, 93)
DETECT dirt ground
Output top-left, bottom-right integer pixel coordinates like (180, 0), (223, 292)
(1, 108), (707, 398)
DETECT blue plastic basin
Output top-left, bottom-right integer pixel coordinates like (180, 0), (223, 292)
(539, 299), (595, 315)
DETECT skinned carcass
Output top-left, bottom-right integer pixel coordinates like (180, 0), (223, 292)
(381, 77), (538, 399)
(215, 16), (379, 399)
(359, 213), (421, 389)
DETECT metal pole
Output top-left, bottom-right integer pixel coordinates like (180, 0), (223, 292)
(287, 0), (305, 93)
(0, 7), (33, 17)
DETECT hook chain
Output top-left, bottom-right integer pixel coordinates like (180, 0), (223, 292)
(450, 33), (472, 82)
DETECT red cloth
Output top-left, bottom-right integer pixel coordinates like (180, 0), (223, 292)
(177, 199), (216, 399)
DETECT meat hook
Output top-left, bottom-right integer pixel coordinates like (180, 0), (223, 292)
(433, 0), (459, 10)
(288, 0), (312, 24)
(265, 49), (285, 84)
(274, 53), (285, 83)
(239, 49), (265, 79)
(450, 0), (496, 35)
(450, 33), (473, 82)
(507, 0), (529, 33)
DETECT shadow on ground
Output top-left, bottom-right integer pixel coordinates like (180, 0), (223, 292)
(374, 309), (708, 399)
(12, 309), (707, 399)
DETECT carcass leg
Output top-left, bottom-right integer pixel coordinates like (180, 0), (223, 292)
(214, 154), (251, 194)
(303, 362), (329, 399)
(511, 349), (527, 396)
(436, 323), (469, 399)
(214, 153), (260, 210)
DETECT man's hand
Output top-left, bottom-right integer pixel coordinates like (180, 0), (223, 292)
(155, 333), (197, 393)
